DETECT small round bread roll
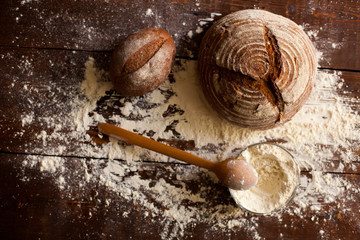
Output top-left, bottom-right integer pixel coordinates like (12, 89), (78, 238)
(110, 28), (176, 96)
(198, 10), (317, 130)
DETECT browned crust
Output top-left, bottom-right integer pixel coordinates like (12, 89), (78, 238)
(262, 25), (285, 120)
(110, 28), (176, 96)
(122, 37), (166, 74)
(198, 10), (316, 130)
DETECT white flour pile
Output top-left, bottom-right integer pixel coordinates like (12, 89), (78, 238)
(17, 25), (360, 239)
(230, 144), (299, 214)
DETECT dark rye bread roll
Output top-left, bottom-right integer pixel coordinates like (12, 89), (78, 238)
(110, 28), (176, 96)
(198, 10), (317, 130)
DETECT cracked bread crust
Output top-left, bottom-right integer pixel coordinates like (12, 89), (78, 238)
(198, 9), (317, 130)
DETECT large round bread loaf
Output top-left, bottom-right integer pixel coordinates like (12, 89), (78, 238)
(198, 9), (317, 130)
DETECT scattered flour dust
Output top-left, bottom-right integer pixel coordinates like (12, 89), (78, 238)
(21, 0), (39, 5)
(145, 8), (154, 17)
(20, 49), (360, 238)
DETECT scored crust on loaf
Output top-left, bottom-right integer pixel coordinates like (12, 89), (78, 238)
(198, 9), (317, 130)
(110, 28), (176, 96)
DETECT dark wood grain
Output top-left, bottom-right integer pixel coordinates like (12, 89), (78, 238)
(1, 153), (359, 240)
(0, 0), (360, 70)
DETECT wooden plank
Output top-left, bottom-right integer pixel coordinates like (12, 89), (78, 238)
(0, 0), (360, 70)
(1, 47), (359, 173)
(1, 153), (359, 239)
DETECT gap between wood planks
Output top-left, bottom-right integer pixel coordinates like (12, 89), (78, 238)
(2, 44), (360, 73)
(1, 150), (359, 176)
(319, 67), (360, 73)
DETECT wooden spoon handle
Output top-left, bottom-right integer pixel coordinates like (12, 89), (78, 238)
(98, 122), (215, 170)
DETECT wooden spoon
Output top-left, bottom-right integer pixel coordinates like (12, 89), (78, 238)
(98, 122), (258, 190)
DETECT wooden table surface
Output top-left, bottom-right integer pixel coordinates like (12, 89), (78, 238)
(1, 0), (360, 239)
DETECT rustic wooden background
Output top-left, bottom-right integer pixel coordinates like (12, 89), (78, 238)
(1, 0), (360, 239)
